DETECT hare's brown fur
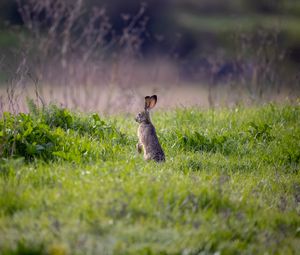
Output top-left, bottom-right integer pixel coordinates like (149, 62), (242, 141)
(135, 95), (165, 162)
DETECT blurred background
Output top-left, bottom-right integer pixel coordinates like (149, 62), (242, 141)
(0, 0), (300, 113)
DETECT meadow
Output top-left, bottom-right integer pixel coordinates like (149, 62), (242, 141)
(0, 102), (299, 255)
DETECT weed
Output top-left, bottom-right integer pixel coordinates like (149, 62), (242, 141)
(0, 102), (127, 162)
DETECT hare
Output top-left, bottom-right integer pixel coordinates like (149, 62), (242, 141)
(135, 95), (165, 162)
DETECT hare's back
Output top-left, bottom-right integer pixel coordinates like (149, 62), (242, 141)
(140, 124), (164, 154)
(138, 123), (157, 143)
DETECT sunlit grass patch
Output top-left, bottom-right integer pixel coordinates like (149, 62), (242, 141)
(0, 103), (299, 254)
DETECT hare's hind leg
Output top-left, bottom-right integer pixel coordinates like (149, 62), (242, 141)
(136, 143), (142, 153)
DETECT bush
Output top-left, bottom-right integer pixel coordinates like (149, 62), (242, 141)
(0, 103), (127, 162)
(0, 112), (57, 161)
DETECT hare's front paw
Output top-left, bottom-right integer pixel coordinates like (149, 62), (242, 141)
(136, 143), (142, 154)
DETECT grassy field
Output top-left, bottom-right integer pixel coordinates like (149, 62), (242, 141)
(0, 102), (299, 254)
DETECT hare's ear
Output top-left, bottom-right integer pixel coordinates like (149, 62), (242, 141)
(145, 95), (157, 110)
(149, 95), (157, 109)
(145, 96), (151, 110)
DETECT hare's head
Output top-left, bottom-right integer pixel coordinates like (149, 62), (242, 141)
(135, 95), (157, 124)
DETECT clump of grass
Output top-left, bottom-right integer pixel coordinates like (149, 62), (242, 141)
(1, 242), (44, 255)
(0, 183), (30, 216)
(171, 129), (237, 155)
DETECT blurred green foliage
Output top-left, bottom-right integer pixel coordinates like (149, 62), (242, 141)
(0, 0), (300, 62)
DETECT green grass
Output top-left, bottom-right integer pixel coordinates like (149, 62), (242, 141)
(176, 13), (300, 37)
(0, 102), (299, 254)
(0, 28), (20, 49)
